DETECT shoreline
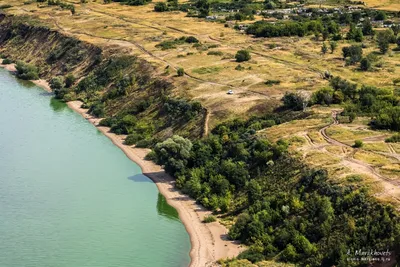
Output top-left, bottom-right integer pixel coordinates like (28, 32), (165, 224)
(0, 63), (243, 266)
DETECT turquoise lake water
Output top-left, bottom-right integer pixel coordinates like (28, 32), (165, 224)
(0, 68), (191, 267)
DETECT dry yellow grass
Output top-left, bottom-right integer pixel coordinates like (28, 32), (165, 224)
(1, 0), (400, 127)
(363, 142), (390, 153)
(361, 0), (400, 11)
(354, 150), (394, 167)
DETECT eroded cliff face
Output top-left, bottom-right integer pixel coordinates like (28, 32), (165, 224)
(0, 14), (205, 141)
(0, 14), (101, 79)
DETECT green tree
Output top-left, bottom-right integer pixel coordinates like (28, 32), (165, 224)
(362, 18), (374, 36)
(360, 57), (371, 71)
(376, 30), (395, 54)
(65, 73), (76, 88)
(347, 23), (363, 42)
(375, 10), (387, 21)
(154, 135), (192, 174)
(15, 61), (39, 80)
(354, 140), (363, 148)
(154, 2), (168, 12)
(342, 45), (363, 65)
(280, 244), (298, 262)
(235, 50), (251, 62)
(329, 41), (337, 54)
(49, 76), (64, 91)
(196, 0), (209, 18)
(177, 67), (184, 76)
(321, 42), (328, 54)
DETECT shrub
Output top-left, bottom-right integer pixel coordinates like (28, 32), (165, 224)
(237, 249), (265, 263)
(88, 102), (105, 117)
(0, 4), (12, 9)
(154, 2), (168, 12)
(265, 80), (280, 86)
(185, 36), (199, 43)
(203, 215), (217, 223)
(177, 67), (184, 76)
(2, 58), (12, 64)
(15, 61), (39, 80)
(50, 76), (64, 91)
(360, 57), (371, 71)
(207, 51), (223, 56)
(353, 140), (363, 148)
(385, 134), (400, 143)
(65, 73), (76, 88)
(125, 132), (144, 145)
(235, 50), (251, 62)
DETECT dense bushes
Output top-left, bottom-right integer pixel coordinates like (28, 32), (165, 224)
(15, 61), (39, 80)
(152, 115), (400, 266)
(156, 36), (199, 50)
(163, 98), (202, 121)
(246, 19), (339, 38)
(311, 76), (400, 131)
(154, 2), (168, 12)
(235, 50), (251, 62)
(386, 134), (400, 143)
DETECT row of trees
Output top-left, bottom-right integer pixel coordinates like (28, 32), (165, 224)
(246, 19), (340, 38)
(299, 76), (400, 131)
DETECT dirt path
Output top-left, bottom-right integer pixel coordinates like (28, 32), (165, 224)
(317, 111), (400, 203)
(203, 109), (210, 137)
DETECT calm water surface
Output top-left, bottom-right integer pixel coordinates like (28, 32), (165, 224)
(0, 68), (191, 267)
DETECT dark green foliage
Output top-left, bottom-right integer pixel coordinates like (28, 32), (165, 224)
(154, 2), (168, 12)
(49, 76), (64, 95)
(0, 4), (12, 9)
(346, 23), (363, 42)
(125, 132), (144, 145)
(375, 10), (387, 21)
(154, 135), (193, 174)
(360, 57), (371, 71)
(195, 0), (209, 18)
(318, 77), (400, 131)
(246, 19), (339, 39)
(353, 140), (363, 148)
(235, 50), (251, 62)
(376, 29), (395, 54)
(127, 0), (151, 6)
(185, 36), (199, 43)
(265, 79), (280, 86)
(342, 45), (363, 65)
(321, 42), (328, 54)
(2, 58), (12, 64)
(163, 98), (202, 121)
(312, 87), (334, 105)
(203, 215), (216, 223)
(282, 92), (305, 111)
(15, 61), (39, 80)
(88, 102), (105, 117)
(385, 134), (400, 143)
(153, 114), (400, 265)
(156, 36), (199, 50)
(237, 248), (265, 263)
(177, 67), (184, 76)
(362, 18), (374, 36)
(65, 73), (76, 88)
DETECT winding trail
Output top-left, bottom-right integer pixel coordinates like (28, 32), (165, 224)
(317, 111), (400, 202)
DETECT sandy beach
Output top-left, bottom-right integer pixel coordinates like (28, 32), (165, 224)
(67, 100), (244, 267)
(0, 61), (243, 266)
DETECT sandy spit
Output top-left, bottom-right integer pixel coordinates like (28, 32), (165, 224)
(0, 62), (52, 93)
(1, 60), (243, 266)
